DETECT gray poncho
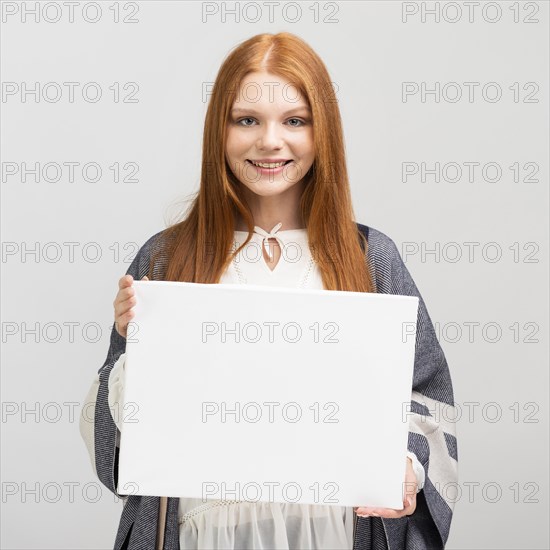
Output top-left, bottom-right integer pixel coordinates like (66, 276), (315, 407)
(80, 223), (458, 549)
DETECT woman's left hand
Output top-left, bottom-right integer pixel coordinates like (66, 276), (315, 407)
(354, 457), (417, 518)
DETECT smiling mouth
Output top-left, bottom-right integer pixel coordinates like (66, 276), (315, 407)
(246, 159), (293, 168)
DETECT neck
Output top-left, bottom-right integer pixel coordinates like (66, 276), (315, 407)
(234, 181), (306, 232)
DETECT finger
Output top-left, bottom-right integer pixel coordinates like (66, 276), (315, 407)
(114, 290), (136, 308)
(398, 494), (416, 517)
(114, 296), (136, 319)
(405, 495), (417, 515)
(142, 275), (149, 281)
(403, 463), (417, 501)
(357, 502), (414, 519)
(114, 283), (135, 307)
(115, 311), (134, 334)
(356, 508), (405, 519)
(114, 311), (133, 336)
(118, 290), (137, 304)
(113, 288), (135, 309)
(402, 484), (416, 507)
(119, 275), (133, 289)
(119, 309), (135, 324)
(355, 507), (384, 517)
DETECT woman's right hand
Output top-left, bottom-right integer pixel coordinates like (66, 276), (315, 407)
(114, 274), (149, 338)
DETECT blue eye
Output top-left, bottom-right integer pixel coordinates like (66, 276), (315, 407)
(287, 118), (305, 127)
(235, 117), (308, 127)
(236, 118), (256, 126)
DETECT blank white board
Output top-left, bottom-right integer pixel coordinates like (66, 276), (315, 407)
(118, 281), (419, 509)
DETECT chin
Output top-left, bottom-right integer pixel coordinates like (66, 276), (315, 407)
(243, 181), (296, 196)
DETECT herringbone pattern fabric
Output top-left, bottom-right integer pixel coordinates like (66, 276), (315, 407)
(88, 223), (457, 550)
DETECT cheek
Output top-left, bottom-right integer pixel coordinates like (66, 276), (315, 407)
(294, 131), (314, 158)
(226, 129), (251, 156)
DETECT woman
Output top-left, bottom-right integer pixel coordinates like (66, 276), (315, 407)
(80, 32), (458, 549)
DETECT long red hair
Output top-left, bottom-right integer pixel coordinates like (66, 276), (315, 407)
(149, 32), (374, 293)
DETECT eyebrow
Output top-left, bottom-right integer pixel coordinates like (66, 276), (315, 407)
(231, 106), (311, 116)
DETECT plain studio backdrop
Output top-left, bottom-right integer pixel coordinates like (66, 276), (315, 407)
(1, 1), (548, 549)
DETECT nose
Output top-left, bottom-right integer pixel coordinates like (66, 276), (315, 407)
(257, 121), (283, 150)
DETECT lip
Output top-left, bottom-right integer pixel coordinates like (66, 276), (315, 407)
(247, 158), (293, 164)
(245, 159), (293, 175)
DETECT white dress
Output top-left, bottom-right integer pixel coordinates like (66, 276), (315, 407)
(108, 223), (425, 549)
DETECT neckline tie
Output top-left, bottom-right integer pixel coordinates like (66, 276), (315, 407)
(253, 222), (285, 260)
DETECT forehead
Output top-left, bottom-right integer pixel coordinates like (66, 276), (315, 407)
(233, 71), (309, 109)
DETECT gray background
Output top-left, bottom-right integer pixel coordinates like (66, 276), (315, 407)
(1, 1), (548, 548)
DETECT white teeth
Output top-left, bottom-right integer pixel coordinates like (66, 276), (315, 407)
(249, 160), (288, 168)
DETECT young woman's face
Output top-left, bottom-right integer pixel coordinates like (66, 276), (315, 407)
(225, 71), (315, 198)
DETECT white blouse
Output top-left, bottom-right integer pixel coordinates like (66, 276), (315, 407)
(221, 223), (324, 289)
(108, 224), (425, 549)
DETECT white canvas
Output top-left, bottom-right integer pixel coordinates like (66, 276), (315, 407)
(118, 281), (419, 509)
